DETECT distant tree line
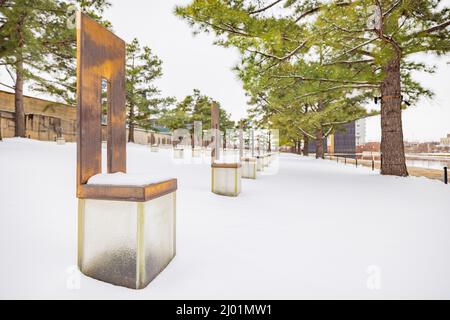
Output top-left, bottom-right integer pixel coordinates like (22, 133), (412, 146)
(175, 0), (450, 176)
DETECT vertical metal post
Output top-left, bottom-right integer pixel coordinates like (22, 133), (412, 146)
(251, 129), (255, 157)
(445, 167), (448, 184)
(211, 102), (220, 163)
(372, 160), (375, 171)
(239, 121), (244, 159)
(194, 121), (202, 149)
(356, 157), (358, 168)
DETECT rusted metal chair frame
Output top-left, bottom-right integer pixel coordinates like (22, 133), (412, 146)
(76, 12), (176, 202)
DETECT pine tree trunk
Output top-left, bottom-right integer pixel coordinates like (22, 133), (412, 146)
(128, 123), (135, 143)
(14, 59), (25, 138)
(128, 106), (134, 143)
(302, 135), (309, 156)
(380, 58), (408, 176)
(315, 129), (324, 159)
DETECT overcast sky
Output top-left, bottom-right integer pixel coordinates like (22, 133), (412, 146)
(1, 0), (448, 142)
(104, 0), (449, 142)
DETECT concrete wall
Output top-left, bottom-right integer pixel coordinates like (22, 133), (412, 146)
(0, 90), (172, 144)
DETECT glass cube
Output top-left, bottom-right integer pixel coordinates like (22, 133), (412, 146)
(256, 156), (264, 172)
(78, 192), (176, 289)
(263, 155), (270, 167)
(192, 147), (202, 158)
(173, 148), (184, 159)
(211, 165), (241, 197)
(241, 158), (257, 179)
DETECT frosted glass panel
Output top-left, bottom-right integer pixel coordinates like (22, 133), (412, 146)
(242, 161), (257, 179)
(78, 192), (177, 289)
(264, 156), (269, 167)
(79, 199), (138, 288)
(212, 167), (241, 196)
(257, 158), (264, 171)
(173, 149), (184, 159)
(141, 192), (176, 287)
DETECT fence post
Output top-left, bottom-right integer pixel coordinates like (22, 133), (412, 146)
(344, 157), (346, 165)
(445, 167), (448, 185)
(372, 160), (375, 171)
(356, 157), (358, 168)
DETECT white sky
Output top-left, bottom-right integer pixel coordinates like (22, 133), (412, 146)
(1, 0), (448, 142)
(104, 0), (449, 143)
(105, 0), (248, 121)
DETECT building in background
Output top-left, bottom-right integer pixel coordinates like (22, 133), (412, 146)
(0, 90), (172, 144)
(328, 122), (356, 156)
(306, 121), (358, 156)
(440, 134), (450, 147)
(308, 137), (328, 154)
(355, 119), (366, 146)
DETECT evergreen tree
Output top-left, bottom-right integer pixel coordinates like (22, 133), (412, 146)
(159, 89), (234, 133)
(0, 0), (110, 137)
(176, 0), (449, 176)
(126, 38), (175, 142)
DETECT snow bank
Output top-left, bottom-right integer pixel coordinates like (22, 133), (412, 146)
(1, 138), (450, 299)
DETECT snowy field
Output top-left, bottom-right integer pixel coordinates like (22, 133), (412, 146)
(1, 138), (450, 299)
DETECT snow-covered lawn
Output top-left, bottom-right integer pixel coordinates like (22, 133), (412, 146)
(1, 138), (450, 299)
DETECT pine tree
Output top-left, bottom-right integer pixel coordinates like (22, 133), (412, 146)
(126, 38), (175, 142)
(176, 0), (449, 176)
(0, 0), (110, 137)
(159, 89), (234, 133)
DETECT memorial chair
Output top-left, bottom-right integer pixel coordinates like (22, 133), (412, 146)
(76, 13), (177, 289)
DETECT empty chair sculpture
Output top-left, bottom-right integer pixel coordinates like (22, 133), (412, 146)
(210, 103), (241, 197)
(76, 13), (177, 289)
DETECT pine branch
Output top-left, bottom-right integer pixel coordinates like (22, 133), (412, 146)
(322, 59), (375, 66)
(246, 39), (308, 61)
(297, 126), (316, 139)
(196, 17), (253, 37)
(0, 82), (14, 90)
(295, 84), (378, 99)
(295, 2), (351, 23)
(331, 37), (379, 61)
(248, 0), (284, 15)
(272, 75), (379, 85)
(414, 20), (450, 36)
(383, 0), (402, 18)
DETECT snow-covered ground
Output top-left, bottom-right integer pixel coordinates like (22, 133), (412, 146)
(1, 138), (450, 299)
